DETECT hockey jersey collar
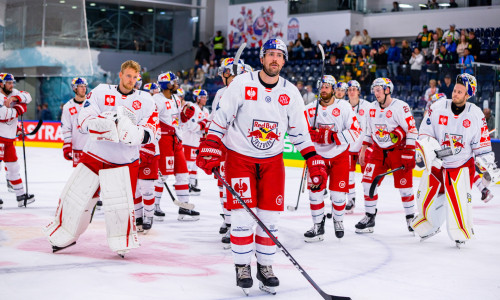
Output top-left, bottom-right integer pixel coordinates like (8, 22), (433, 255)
(116, 85), (135, 96)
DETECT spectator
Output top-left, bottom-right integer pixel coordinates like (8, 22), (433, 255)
(181, 78), (194, 92)
(443, 34), (457, 54)
(340, 70), (353, 83)
(314, 41), (323, 59)
(187, 68), (196, 83)
(323, 40), (334, 58)
(341, 29), (353, 47)
(391, 1), (400, 12)
(201, 59), (210, 73)
(374, 45), (388, 78)
(424, 79), (439, 102)
(459, 48), (475, 75)
(387, 38), (401, 79)
(302, 84), (316, 105)
(435, 45), (457, 80)
(409, 47), (424, 85)
(41, 103), (53, 120)
(456, 34), (469, 58)
(296, 80), (306, 96)
(176, 71), (185, 81)
(367, 48), (377, 79)
(444, 24), (460, 42)
(356, 48), (372, 85)
(350, 30), (364, 51)
(334, 42), (347, 59)
(293, 32), (305, 59)
(193, 59), (202, 72)
(401, 40), (412, 75)
(363, 29), (372, 46)
(325, 55), (341, 79)
(195, 42), (210, 65)
(193, 68), (205, 88)
(207, 60), (218, 79)
(287, 41), (295, 59)
(213, 31), (226, 62)
(428, 0), (439, 9)
(438, 74), (455, 98)
(416, 25), (432, 56)
(343, 48), (357, 73)
(449, 0), (458, 7)
(427, 33), (442, 61)
(467, 31), (481, 60)
(355, 48), (369, 77)
(435, 27), (444, 41)
(302, 32), (314, 58)
(484, 108), (495, 137)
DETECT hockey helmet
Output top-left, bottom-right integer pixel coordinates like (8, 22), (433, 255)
(193, 89), (208, 101)
(371, 78), (394, 94)
(430, 93), (446, 104)
(0, 73), (16, 84)
(317, 75), (337, 89)
(143, 82), (160, 94)
(218, 57), (245, 77)
(176, 87), (185, 98)
(336, 82), (348, 91)
(456, 73), (477, 97)
(157, 72), (178, 90)
(135, 74), (143, 89)
(260, 38), (288, 61)
(71, 77), (88, 92)
(347, 80), (361, 91)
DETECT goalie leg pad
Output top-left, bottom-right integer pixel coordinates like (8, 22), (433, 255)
(99, 166), (140, 253)
(44, 163), (100, 248)
(411, 169), (443, 237)
(444, 166), (474, 242)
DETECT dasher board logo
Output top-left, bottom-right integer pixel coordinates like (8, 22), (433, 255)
(247, 119), (280, 150)
(374, 124), (390, 143)
(441, 133), (464, 154)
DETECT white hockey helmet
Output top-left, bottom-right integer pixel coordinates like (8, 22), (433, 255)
(0, 73), (16, 84)
(336, 81), (348, 91)
(347, 80), (361, 91)
(430, 93), (446, 104)
(176, 87), (185, 98)
(371, 78), (394, 94)
(135, 73), (142, 89)
(317, 75), (337, 89)
(157, 72), (178, 90)
(260, 38), (288, 61)
(456, 73), (477, 97)
(193, 89), (208, 102)
(218, 57), (245, 77)
(71, 77), (88, 92)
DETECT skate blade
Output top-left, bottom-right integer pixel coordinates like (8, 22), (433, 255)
(136, 225), (144, 232)
(117, 250), (129, 258)
(17, 198), (35, 207)
(355, 228), (374, 234)
(177, 215), (200, 221)
(259, 282), (276, 295)
(241, 288), (250, 296)
(189, 191), (201, 196)
(420, 228), (441, 242)
(52, 241), (76, 253)
(222, 243), (231, 250)
(219, 228), (228, 234)
(154, 216), (165, 222)
(304, 235), (324, 243)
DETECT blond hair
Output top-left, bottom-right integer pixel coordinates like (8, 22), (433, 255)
(121, 60), (141, 73)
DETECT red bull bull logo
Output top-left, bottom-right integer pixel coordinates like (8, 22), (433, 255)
(374, 124), (390, 143)
(441, 133), (464, 154)
(247, 120), (280, 150)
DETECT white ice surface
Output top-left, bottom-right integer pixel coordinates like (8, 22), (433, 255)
(0, 147), (499, 300)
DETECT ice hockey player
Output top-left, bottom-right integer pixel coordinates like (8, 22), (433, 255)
(0, 73), (35, 208)
(182, 89), (209, 196)
(142, 82), (160, 96)
(304, 75), (361, 242)
(196, 38), (327, 295)
(135, 73), (142, 90)
(356, 78), (418, 233)
(411, 74), (499, 247)
(176, 87), (186, 106)
(209, 57), (245, 248)
(153, 71), (199, 221)
(335, 81), (348, 100)
(43, 60), (158, 256)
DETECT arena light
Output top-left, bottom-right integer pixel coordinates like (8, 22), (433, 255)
(191, 16), (199, 23)
(59, 0), (65, 3)
(120, 6), (125, 9)
(90, 3), (96, 6)
(439, 3), (451, 6)
(419, 4), (427, 7)
(147, 8), (153, 12)
(128, 11), (134, 14)
(71, 5), (77, 9)
(398, 4), (413, 8)
(100, 8), (106, 12)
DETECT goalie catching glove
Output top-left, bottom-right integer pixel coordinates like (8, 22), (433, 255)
(196, 134), (223, 175)
(116, 106), (147, 145)
(87, 111), (119, 143)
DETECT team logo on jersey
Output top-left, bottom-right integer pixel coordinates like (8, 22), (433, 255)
(386, 110), (392, 118)
(438, 115), (448, 125)
(463, 119), (471, 128)
(245, 87), (258, 101)
(374, 124), (390, 143)
(265, 96), (271, 103)
(441, 133), (464, 154)
(190, 148), (197, 160)
(339, 181), (346, 189)
(364, 163), (375, 178)
(276, 195), (283, 206)
(166, 156), (174, 171)
(143, 168), (151, 176)
(69, 107), (78, 115)
(231, 177), (251, 201)
(406, 116), (417, 133)
(278, 94), (290, 106)
(359, 109), (364, 116)
(369, 109), (376, 118)
(247, 119), (280, 150)
(307, 107), (316, 118)
(84, 101), (90, 107)
(166, 101), (171, 109)
(400, 178), (407, 186)
(86, 92), (92, 99)
(332, 108), (340, 117)
(132, 100), (141, 110)
(480, 126), (491, 148)
(105, 95), (115, 106)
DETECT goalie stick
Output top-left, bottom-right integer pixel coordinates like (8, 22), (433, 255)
(158, 171), (195, 210)
(214, 170), (351, 300)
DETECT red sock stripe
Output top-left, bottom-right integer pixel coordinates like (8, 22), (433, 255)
(333, 203), (346, 211)
(155, 186), (163, 192)
(230, 234), (254, 245)
(348, 183), (355, 189)
(134, 196), (142, 204)
(143, 198), (155, 205)
(255, 235), (276, 246)
(365, 195), (378, 201)
(310, 202), (325, 210)
(402, 195), (415, 202)
(174, 184), (189, 191)
(10, 178), (22, 185)
(189, 171), (197, 175)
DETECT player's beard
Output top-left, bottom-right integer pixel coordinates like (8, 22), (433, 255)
(320, 91), (333, 101)
(452, 94), (467, 106)
(2, 85), (12, 95)
(262, 63), (281, 77)
(122, 82), (134, 90)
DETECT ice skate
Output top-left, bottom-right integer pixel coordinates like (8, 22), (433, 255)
(17, 193), (35, 207)
(235, 264), (253, 296)
(219, 214), (229, 234)
(333, 220), (344, 239)
(178, 207), (200, 221)
(0, 199), (3, 209)
(6, 180), (14, 193)
(189, 180), (201, 196)
(136, 217), (144, 232)
(406, 214), (415, 233)
(256, 263), (279, 295)
(52, 241), (76, 253)
(96, 200), (102, 210)
(420, 227), (441, 242)
(154, 204), (165, 221)
(221, 228), (231, 249)
(455, 240), (466, 249)
(326, 206), (333, 219)
(304, 216), (325, 242)
(481, 187), (493, 203)
(117, 250), (129, 258)
(345, 198), (355, 214)
(355, 209), (377, 233)
(142, 216), (153, 234)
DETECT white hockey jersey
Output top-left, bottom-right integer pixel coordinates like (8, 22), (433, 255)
(152, 92), (183, 139)
(210, 86), (226, 121)
(78, 84), (158, 165)
(0, 89), (32, 140)
(419, 99), (492, 168)
(305, 99), (361, 159)
(209, 71), (314, 159)
(348, 98), (371, 153)
(182, 103), (209, 148)
(364, 98), (418, 149)
(61, 98), (89, 151)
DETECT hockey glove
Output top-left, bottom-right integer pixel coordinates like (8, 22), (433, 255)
(181, 105), (195, 123)
(389, 126), (406, 146)
(63, 142), (73, 161)
(401, 146), (416, 170)
(199, 119), (209, 131)
(140, 143), (156, 164)
(16, 124), (23, 137)
(88, 111), (119, 143)
(309, 127), (342, 145)
(305, 153), (327, 192)
(196, 134), (223, 175)
(13, 103), (27, 116)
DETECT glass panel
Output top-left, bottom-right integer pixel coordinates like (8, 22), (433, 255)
(155, 10), (174, 53)
(4, 3), (23, 49)
(44, 0), (87, 48)
(118, 5), (154, 52)
(86, 2), (118, 49)
(289, 0), (351, 15)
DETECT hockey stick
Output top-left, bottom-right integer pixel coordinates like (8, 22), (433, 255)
(24, 119), (43, 136)
(287, 162), (307, 211)
(369, 166), (404, 199)
(233, 42), (247, 75)
(158, 171), (195, 210)
(19, 116), (29, 207)
(214, 170), (351, 300)
(312, 44), (325, 128)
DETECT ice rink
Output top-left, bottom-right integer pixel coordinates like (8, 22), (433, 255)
(0, 147), (499, 300)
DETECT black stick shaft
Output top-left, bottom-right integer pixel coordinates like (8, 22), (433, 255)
(369, 166), (405, 198)
(20, 116), (28, 206)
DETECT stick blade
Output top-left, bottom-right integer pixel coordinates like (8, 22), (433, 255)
(317, 43), (325, 61)
(287, 205), (297, 212)
(175, 200), (195, 210)
(369, 176), (381, 199)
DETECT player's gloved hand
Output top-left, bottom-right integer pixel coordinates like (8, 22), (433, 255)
(140, 143), (155, 164)
(13, 103), (27, 116)
(305, 154), (327, 192)
(16, 124), (23, 137)
(310, 127), (342, 145)
(389, 126), (406, 146)
(199, 119), (209, 131)
(401, 146), (416, 170)
(63, 142), (73, 160)
(196, 134), (223, 175)
(181, 105), (195, 123)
